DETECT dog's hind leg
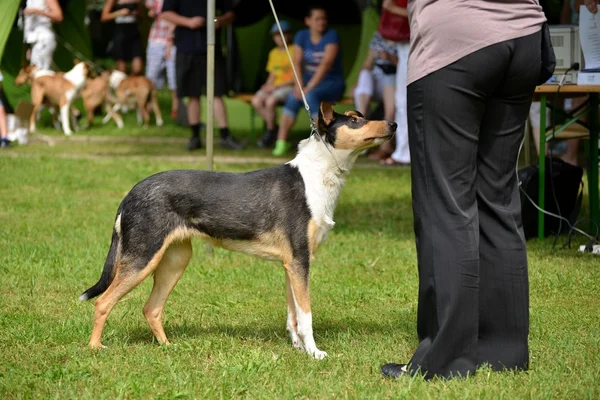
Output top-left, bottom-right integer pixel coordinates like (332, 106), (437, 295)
(142, 239), (193, 344)
(150, 89), (163, 126)
(284, 259), (327, 359)
(136, 90), (151, 127)
(89, 234), (176, 348)
(89, 262), (154, 349)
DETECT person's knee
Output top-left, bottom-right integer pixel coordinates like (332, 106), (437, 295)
(265, 96), (280, 109)
(251, 96), (263, 109)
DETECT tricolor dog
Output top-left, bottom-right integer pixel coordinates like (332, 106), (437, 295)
(79, 102), (396, 359)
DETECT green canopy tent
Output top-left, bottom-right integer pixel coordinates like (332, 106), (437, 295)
(0, 0), (93, 110)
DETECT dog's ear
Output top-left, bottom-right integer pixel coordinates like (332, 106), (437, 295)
(318, 101), (335, 128)
(344, 110), (364, 119)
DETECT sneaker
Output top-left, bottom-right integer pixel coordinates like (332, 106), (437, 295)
(219, 135), (244, 150)
(187, 136), (202, 151)
(272, 139), (291, 156)
(257, 130), (278, 148)
(0, 138), (11, 149)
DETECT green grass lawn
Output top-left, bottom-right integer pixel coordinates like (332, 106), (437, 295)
(0, 102), (599, 399)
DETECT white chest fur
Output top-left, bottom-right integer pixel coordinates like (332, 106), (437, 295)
(288, 138), (357, 246)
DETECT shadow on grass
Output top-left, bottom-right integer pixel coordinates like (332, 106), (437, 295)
(124, 310), (414, 346)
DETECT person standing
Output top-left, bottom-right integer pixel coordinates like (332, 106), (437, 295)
(161, 0), (243, 150)
(101, 0), (144, 75)
(381, 0), (549, 380)
(145, 0), (179, 118)
(379, 0), (410, 167)
(22, 0), (63, 71)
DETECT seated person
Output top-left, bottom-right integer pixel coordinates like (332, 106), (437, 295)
(351, 30), (397, 160)
(0, 69), (10, 148)
(251, 20), (296, 149)
(272, 5), (345, 156)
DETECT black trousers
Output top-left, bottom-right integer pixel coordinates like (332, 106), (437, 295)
(406, 30), (541, 379)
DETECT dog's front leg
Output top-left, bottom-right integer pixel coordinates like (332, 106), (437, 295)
(285, 272), (303, 351)
(60, 104), (72, 135)
(285, 260), (327, 360)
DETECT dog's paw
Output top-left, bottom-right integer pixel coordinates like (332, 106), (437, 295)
(292, 337), (305, 351)
(311, 349), (327, 360)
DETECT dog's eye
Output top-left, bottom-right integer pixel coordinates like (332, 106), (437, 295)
(351, 117), (358, 123)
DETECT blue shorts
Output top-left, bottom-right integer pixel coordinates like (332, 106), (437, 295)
(283, 74), (346, 119)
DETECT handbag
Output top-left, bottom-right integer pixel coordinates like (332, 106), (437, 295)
(378, 0), (410, 42)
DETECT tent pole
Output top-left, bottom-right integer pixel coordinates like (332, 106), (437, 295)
(206, 0), (215, 171)
(205, 0), (215, 255)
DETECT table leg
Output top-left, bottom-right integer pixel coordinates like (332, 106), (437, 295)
(538, 94), (547, 239)
(588, 94), (599, 234)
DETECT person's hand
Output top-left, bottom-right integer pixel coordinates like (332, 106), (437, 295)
(187, 16), (205, 29)
(118, 8), (131, 16)
(262, 83), (275, 93)
(164, 44), (172, 60)
(293, 85), (303, 100)
(584, 0), (599, 13)
(23, 8), (39, 15)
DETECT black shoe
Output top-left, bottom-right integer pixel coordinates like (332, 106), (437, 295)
(381, 363), (408, 379)
(187, 136), (202, 151)
(0, 139), (11, 149)
(257, 130), (278, 148)
(220, 135), (244, 150)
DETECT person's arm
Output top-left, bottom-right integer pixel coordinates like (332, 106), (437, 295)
(379, 50), (398, 65)
(361, 49), (375, 71)
(261, 72), (277, 91)
(24, 0), (63, 23)
(161, 11), (204, 29)
(101, 0), (128, 22)
(215, 11), (235, 29)
(561, 0), (572, 23)
(305, 42), (339, 91)
(382, 0), (408, 17)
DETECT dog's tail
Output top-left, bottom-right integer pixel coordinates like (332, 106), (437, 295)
(78, 221), (120, 302)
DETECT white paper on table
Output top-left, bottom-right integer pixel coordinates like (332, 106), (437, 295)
(579, 7), (600, 70)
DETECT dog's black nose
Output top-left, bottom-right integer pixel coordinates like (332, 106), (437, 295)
(389, 122), (397, 131)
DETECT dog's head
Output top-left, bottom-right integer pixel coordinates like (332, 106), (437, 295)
(14, 65), (37, 86)
(316, 101), (396, 152)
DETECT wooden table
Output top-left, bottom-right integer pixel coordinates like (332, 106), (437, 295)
(534, 84), (600, 240)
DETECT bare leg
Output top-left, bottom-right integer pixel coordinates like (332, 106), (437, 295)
(213, 97), (229, 129)
(0, 104), (8, 139)
(131, 57), (143, 76)
(187, 97), (200, 125)
(277, 114), (296, 141)
(116, 60), (127, 73)
(264, 95), (280, 131)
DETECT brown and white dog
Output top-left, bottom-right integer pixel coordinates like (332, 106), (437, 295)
(103, 70), (163, 128)
(15, 65), (68, 131)
(79, 70), (112, 128)
(23, 62), (89, 135)
(79, 102), (396, 359)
